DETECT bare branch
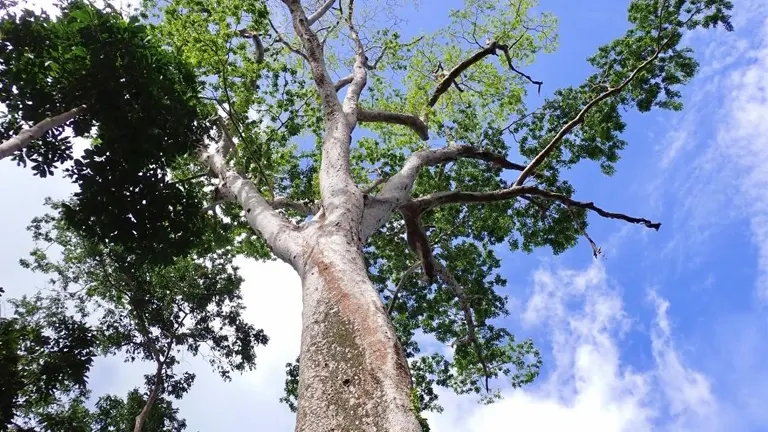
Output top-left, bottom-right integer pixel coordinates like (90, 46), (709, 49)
(497, 44), (542, 94)
(268, 18), (310, 62)
(414, 184), (661, 230)
(513, 40), (672, 187)
(357, 109), (429, 141)
(524, 188), (661, 230)
(306, 0), (337, 25)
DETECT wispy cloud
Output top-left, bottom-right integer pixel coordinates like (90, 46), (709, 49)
(653, 5), (768, 298)
(427, 262), (719, 432)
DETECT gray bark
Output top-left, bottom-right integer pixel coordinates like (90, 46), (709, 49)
(295, 230), (422, 432)
(0, 105), (87, 160)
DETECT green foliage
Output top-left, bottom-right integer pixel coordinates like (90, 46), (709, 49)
(0, 1), (215, 264)
(21, 202), (269, 382)
(91, 390), (187, 432)
(0, 293), (97, 431)
(2, 202), (268, 430)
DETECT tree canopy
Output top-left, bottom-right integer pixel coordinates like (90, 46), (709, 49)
(0, 0), (733, 429)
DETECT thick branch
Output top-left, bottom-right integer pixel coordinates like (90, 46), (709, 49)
(341, 0), (368, 114)
(357, 109), (428, 141)
(201, 149), (305, 265)
(0, 105), (87, 160)
(514, 44), (668, 186)
(428, 45), (497, 108)
(361, 145), (531, 239)
(306, 0), (336, 25)
(334, 74), (354, 92)
(269, 197), (319, 215)
(133, 359), (165, 432)
(281, 0), (340, 113)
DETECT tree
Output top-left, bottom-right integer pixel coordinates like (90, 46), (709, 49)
(0, 0), (734, 430)
(4, 201), (268, 432)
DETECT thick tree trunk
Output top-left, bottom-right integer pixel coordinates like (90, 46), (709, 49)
(295, 233), (422, 432)
(0, 105), (87, 160)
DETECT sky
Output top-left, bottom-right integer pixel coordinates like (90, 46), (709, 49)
(1, 0), (768, 431)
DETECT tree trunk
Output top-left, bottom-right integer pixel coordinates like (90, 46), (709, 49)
(295, 233), (422, 432)
(134, 362), (163, 432)
(0, 105), (87, 160)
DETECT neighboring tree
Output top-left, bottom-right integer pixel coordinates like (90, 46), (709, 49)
(0, 0), (734, 431)
(0, 292), (188, 432)
(5, 202), (268, 432)
(0, 292), (95, 431)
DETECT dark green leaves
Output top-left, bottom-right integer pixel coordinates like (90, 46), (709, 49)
(0, 1), (215, 263)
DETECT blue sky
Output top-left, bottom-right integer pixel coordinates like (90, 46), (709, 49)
(2, 0), (768, 431)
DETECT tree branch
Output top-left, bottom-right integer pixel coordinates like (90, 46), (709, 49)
(334, 74), (354, 92)
(387, 262), (421, 315)
(523, 188), (661, 230)
(427, 44), (497, 108)
(361, 145), (532, 239)
(413, 184), (660, 230)
(435, 262), (492, 393)
(201, 148), (305, 265)
(341, 0), (367, 114)
(357, 109), (429, 141)
(268, 18), (310, 62)
(306, 0), (337, 25)
(513, 41), (670, 187)
(427, 41), (542, 108)
(280, 0), (338, 112)
(0, 105), (88, 160)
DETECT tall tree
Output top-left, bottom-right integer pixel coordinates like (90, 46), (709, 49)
(0, 0), (734, 430)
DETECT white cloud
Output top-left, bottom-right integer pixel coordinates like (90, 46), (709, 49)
(652, 6), (768, 298)
(426, 262), (719, 432)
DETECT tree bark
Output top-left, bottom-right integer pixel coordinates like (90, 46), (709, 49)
(134, 361), (164, 432)
(0, 105), (87, 160)
(295, 232), (422, 432)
